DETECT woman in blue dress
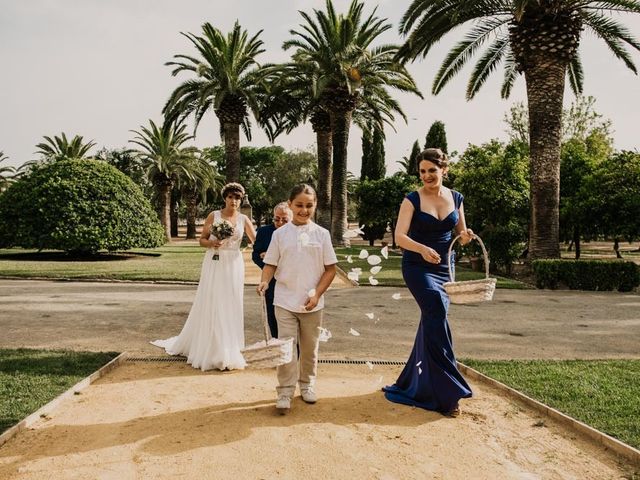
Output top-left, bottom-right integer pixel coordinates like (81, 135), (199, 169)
(383, 148), (474, 417)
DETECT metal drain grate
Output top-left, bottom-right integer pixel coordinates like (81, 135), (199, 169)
(126, 356), (187, 362)
(125, 356), (404, 365)
(319, 359), (405, 366)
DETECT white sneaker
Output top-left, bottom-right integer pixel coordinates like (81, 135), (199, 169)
(300, 386), (317, 404)
(276, 394), (291, 414)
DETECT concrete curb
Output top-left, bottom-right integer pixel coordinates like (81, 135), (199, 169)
(335, 265), (359, 287)
(458, 362), (640, 468)
(0, 352), (126, 448)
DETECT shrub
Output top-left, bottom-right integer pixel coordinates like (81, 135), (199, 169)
(0, 159), (165, 254)
(533, 260), (640, 292)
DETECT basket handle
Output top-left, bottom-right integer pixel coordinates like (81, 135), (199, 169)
(447, 234), (490, 282)
(259, 292), (272, 343)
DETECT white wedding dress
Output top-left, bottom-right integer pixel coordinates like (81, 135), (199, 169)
(151, 211), (247, 371)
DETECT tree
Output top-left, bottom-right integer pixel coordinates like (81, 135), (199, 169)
(581, 151), (640, 258)
(95, 147), (148, 194)
(130, 119), (197, 240)
(397, 0), (640, 260)
(451, 140), (530, 273)
(425, 120), (448, 153)
(163, 21), (265, 182)
(0, 152), (15, 192)
(35, 133), (96, 161)
(177, 154), (223, 239)
(285, 0), (422, 244)
(356, 174), (418, 247)
(398, 140), (421, 178)
(360, 125), (373, 181)
(0, 159), (164, 253)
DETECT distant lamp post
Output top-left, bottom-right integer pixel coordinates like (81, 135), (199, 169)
(241, 194), (253, 222)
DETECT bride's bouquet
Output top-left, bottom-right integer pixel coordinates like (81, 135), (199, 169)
(210, 219), (234, 260)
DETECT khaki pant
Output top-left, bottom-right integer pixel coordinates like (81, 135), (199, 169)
(275, 306), (322, 397)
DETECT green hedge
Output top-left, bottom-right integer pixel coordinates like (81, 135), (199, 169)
(0, 159), (165, 254)
(532, 259), (640, 292)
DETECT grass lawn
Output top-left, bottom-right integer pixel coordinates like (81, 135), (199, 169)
(463, 359), (640, 450)
(0, 245), (530, 288)
(0, 246), (206, 282)
(335, 246), (531, 289)
(0, 349), (119, 433)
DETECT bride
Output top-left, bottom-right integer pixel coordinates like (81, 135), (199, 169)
(151, 182), (256, 371)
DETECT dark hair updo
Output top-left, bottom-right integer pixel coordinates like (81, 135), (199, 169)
(416, 148), (449, 170)
(221, 182), (245, 199)
(288, 183), (317, 202)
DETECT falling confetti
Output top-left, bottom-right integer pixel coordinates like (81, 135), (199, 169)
(349, 328), (361, 336)
(308, 289), (316, 297)
(347, 270), (361, 282)
(368, 276), (379, 286)
(418, 367), (423, 375)
(374, 317), (380, 324)
(365, 361), (374, 370)
(346, 255), (353, 263)
(391, 293), (402, 300)
(381, 246), (389, 259)
(377, 376), (384, 384)
(358, 249), (369, 259)
(318, 327), (332, 342)
(370, 266), (382, 275)
(367, 255), (382, 266)
(365, 312), (375, 320)
(416, 361), (422, 367)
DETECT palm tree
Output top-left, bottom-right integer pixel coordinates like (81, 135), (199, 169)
(283, 0), (422, 244)
(35, 133), (96, 161)
(130, 119), (197, 241)
(163, 21), (265, 183)
(0, 152), (15, 192)
(396, 0), (640, 260)
(178, 154), (223, 239)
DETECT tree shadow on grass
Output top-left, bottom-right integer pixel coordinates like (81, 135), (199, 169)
(0, 251), (160, 262)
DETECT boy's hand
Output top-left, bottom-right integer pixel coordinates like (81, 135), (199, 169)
(304, 295), (319, 311)
(257, 282), (269, 295)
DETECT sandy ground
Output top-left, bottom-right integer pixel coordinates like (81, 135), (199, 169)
(0, 361), (634, 480)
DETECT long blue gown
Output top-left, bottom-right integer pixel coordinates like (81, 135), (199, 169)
(383, 190), (472, 413)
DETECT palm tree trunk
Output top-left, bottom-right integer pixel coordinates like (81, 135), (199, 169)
(158, 182), (172, 241)
(316, 130), (333, 230)
(525, 63), (564, 260)
(330, 110), (352, 245)
(186, 192), (198, 239)
(223, 122), (241, 183)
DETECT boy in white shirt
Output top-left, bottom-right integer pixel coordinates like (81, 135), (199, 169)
(258, 184), (337, 414)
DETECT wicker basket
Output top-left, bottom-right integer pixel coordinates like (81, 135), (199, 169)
(443, 234), (496, 304)
(241, 295), (294, 369)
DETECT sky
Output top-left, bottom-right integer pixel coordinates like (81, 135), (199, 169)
(1, 0), (639, 176)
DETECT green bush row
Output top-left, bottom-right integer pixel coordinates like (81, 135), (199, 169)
(532, 259), (640, 292)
